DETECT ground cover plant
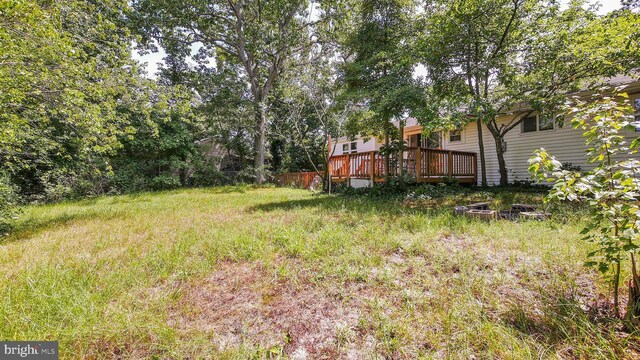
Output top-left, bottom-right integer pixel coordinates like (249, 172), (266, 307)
(1, 186), (638, 358)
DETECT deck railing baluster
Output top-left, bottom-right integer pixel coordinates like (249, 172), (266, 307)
(327, 147), (477, 185)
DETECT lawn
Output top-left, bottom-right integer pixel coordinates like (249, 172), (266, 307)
(0, 186), (637, 359)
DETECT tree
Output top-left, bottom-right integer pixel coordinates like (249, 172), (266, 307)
(340, 0), (423, 179)
(271, 37), (351, 188)
(419, 0), (639, 186)
(529, 93), (640, 327)
(0, 0), (149, 200)
(194, 62), (255, 174)
(132, 0), (334, 183)
(111, 82), (202, 192)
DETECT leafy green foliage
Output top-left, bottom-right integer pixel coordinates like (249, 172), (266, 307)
(530, 93), (640, 321)
(420, 0), (640, 186)
(112, 107), (199, 192)
(0, 172), (18, 234)
(0, 0), (150, 200)
(131, 0), (333, 182)
(340, 0), (424, 139)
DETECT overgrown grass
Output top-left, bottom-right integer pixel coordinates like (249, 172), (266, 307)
(0, 186), (637, 358)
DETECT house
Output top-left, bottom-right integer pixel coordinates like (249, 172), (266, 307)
(330, 78), (640, 187)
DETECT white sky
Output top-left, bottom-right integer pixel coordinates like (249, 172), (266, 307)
(132, 0), (623, 78)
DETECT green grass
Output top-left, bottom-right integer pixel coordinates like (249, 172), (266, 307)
(0, 186), (637, 358)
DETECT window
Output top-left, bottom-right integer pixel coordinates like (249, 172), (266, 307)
(449, 129), (462, 142)
(522, 116), (537, 133)
(522, 114), (555, 133)
(538, 115), (554, 131)
(411, 133), (441, 148)
(426, 132), (442, 148)
(342, 141), (357, 154)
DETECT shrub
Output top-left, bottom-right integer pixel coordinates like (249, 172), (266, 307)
(189, 158), (230, 187)
(0, 172), (19, 235)
(529, 93), (640, 326)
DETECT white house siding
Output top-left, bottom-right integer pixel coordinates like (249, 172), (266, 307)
(444, 111), (640, 186)
(331, 137), (380, 156)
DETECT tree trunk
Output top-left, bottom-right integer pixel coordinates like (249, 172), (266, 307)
(494, 135), (508, 186)
(476, 119), (488, 186)
(398, 121), (404, 177)
(614, 261), (621, 318)
(253, 101), (267, 183)
(323, 133), (330, 192)
(624, 254), (640, 329)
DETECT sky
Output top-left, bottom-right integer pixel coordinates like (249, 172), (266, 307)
(132, 0), (624, 78)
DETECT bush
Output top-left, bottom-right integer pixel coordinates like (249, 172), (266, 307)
(0, 173), (19, 235)
(405, 183), (469, 200)
(333, 179), (469, 200)
(189, 158), (230, 187)
(149, 174), (182, 191)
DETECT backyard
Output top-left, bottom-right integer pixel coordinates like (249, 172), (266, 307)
(0, 186), (637, 359)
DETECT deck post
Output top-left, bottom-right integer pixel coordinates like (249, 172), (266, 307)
(328, 157), (332, 193)
(347, 154), (351, 187)
(473, 153), (478, 186)
(448, 150), (453, 179)
(414, 147), (421, 178)
(369, 151), (375, 186)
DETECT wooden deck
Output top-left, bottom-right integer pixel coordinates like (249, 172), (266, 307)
(329, 147), (477, 185)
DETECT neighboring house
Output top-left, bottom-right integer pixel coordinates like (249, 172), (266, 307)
(195, 138), (239, 172)
(331, 78), (640, 186)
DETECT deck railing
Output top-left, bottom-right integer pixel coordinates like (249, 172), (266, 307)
(329, 147), (477, 184)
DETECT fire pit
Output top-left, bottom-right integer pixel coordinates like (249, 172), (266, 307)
(454, 203), (547, 222)
(465, 209), (498, 221)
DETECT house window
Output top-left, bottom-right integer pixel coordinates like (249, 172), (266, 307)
(522, 114), (554, 133)
(449, 129), (462, 142)
(342, 141), (357, 154)
(522, 116), (537, 133)
(426, 132), (442, 148)
(538, 115), (554, 131)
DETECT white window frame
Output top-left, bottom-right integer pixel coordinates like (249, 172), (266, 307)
(521, 114), (555, 134)
(449, 129), (462, 142)
(342, 141), (358, 154)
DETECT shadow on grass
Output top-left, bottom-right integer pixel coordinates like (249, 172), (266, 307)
(248, 186), (548, 216)
(247, 194), (428, 216)
(1, 185), (259, 245)
(196, 185), (250, 195)
(2, 210), (126, 245)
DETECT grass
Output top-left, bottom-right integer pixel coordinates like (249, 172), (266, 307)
(0, 186), (637, 358)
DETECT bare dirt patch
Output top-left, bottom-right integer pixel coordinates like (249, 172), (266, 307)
(168, 260), (371, 359)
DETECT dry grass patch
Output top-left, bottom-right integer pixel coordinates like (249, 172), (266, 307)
(170, 260), (369, 359)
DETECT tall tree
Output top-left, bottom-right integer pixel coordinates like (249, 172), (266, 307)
(132, 0), (332, 182)
(271, 43), (350, 186)
(340, 0), (423, 178)
(0, 0), (148, 199)
(420, 0), (639, 186)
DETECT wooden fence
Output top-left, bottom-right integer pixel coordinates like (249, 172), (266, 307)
(273, 171), (324, 189)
